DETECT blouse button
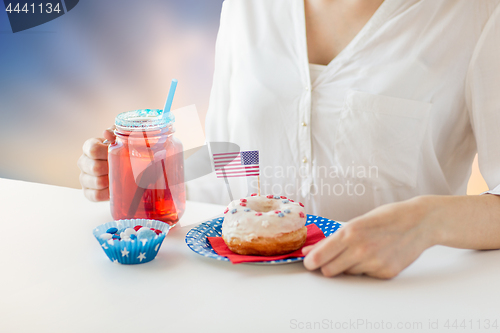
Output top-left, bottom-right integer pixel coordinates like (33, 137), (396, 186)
(302, 157), (308, 163)
(305, 86), (309, 91)
(301, 122), (307, 127)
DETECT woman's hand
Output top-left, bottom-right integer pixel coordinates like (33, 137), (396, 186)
(302, 194), (500, 279)
(302, 196), (438, 279)
(77, 127), (116, 201)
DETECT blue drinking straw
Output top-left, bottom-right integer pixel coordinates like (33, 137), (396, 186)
(163, 79), (178, 118)
(128, 78), (179, 218)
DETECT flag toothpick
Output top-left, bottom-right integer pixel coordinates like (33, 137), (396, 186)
(257, 175), (260, 196)
(221, 169), (234, 202)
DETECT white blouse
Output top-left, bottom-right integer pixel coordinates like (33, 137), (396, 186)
(188, 0), (500, 222)
(308, 63), (326, 84)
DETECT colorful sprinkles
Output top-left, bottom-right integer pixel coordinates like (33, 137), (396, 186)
(227, 195), (305, 216)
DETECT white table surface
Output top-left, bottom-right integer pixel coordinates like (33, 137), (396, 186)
(1, 178), (500, 333)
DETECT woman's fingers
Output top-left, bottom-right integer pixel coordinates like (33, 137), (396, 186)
(78, 130), (113, 202)
(303, 231), (347, 270)
(103, 126), (116, 142)
(77, 154), (108, 176)
(79, 172), (109, 190)
(83, 188), (110, 202)
(301, 245), (314, 256)
(344, 263), (368, 276)
(343, 257), (383, 276)
(82, 138), (109, 160)
(78, 137), (109, 176)
(366, 268), (401, 280)
(318, 249), (360, 277)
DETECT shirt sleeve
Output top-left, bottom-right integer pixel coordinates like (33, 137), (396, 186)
(466, 3), (500, 193)
(205, 0), (232, 143)
(185, 1), (236, 205)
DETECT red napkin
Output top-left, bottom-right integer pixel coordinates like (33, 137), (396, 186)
(208, 224), (325, 264)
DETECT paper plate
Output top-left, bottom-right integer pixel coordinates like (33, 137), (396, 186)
(185, 215), (341, 265)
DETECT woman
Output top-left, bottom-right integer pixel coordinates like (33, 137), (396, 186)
(78, 0), (500, 278)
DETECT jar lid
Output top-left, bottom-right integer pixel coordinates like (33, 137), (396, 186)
(114, 109), (175, 130)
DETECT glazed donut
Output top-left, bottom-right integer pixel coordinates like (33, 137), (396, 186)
(221, 194), (307, 256)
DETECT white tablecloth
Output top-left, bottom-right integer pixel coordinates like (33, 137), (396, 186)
(1, 178), (499, 332)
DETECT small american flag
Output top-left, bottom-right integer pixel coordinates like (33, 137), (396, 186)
(213, 150), (260, 178)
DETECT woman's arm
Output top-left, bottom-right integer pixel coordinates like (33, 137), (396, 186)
(302, 194), (500, 279)
(426, 194), (500, 249)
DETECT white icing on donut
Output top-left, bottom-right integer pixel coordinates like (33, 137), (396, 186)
(222, 195), (306, 241)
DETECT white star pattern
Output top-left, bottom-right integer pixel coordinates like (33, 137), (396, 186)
(121, 247), (129, 257)
(113, 259), (119, 264)
(107, 239), (114, 246)
(101, 243), (108, 249)
(155, 244), (159, 251)
(141, 239), (148, 246)
(241, 150), (259, 165)
(137, 253), (146, 262)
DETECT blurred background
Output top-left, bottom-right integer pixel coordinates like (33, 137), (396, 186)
(0, 0), (223, 188)
(0, 0), (489, 195)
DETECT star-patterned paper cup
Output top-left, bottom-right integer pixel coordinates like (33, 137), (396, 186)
(93, 219), (170, 264)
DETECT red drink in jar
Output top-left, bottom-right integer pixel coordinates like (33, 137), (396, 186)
(108, 109), (185, 226)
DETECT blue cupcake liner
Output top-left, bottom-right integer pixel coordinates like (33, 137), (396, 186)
(93, 219), (170, 265)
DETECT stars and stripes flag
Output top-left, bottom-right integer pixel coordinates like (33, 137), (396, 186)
(213, 150), (260, 178)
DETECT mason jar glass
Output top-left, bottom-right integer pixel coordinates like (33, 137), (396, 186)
(108, 109), (185, 226)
